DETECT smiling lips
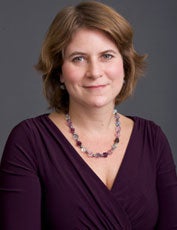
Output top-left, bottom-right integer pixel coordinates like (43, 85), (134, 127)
(84, 84), (108, 89)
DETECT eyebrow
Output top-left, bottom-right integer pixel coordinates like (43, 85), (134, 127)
(67, 52), (87, 59)
(100, 49), (118, 55)
(66, 49), (119, 59)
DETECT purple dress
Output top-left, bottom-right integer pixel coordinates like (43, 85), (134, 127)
(0, 114), (177, 229)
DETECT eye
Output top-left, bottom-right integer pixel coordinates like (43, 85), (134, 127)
(102, 53), (114, 60)
(72, 56), (85, 63)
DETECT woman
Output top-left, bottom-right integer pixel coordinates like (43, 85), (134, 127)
(0, 1), (177, 229)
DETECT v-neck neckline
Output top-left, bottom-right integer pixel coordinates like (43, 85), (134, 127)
(44, 114), (137, 193)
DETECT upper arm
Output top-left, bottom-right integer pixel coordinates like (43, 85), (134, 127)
(155, 128), (177, 229)
(0, 122), (41, 230)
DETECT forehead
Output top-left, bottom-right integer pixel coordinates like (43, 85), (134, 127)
(64, 28), (118, 54)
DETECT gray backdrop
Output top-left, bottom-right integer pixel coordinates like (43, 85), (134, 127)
(0, 0), (177, 165)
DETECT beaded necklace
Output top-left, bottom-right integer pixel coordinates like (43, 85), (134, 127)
(65, 109), (121, 158)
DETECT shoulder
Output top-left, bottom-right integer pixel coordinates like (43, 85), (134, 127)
(131, 116), (170, 147)
(9, 114), (49, 136)
(130, 116), (174, 162)
(120, 113), (170, 151)
(120, 114), (160, 137)
(3, 114), (49, 152)
(131, 116), (159, 129)
(129, 115), (161, 137)
(120, 114), (176, 172)
(1, 114), (49, 166)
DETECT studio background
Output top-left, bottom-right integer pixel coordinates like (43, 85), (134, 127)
(0, 0), (177, 165)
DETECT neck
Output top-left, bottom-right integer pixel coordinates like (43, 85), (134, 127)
(65, 108), (120, 158)
(68, 104), (116, 133)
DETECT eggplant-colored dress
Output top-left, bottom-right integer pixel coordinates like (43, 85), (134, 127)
(0, 114), (177, 229)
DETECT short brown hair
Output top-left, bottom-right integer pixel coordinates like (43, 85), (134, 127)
(35, 1), (146, 112)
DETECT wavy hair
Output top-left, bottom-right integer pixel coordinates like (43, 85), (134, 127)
(35, 1), (147, 112)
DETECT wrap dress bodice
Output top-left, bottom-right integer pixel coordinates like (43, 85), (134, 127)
(0, 114), (177, 229)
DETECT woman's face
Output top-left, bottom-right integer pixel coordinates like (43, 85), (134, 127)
(61, 28), (124, 110)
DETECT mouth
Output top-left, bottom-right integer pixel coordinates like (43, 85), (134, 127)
(84, 84), (108, 89)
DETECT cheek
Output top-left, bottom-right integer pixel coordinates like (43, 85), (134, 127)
(108, 62), (124, 81)
(61, 63), (79, 83)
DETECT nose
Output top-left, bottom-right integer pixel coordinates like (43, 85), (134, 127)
(86, 60), (103, 79)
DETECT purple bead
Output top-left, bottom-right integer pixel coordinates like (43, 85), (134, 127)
(102, 152), (108, 158)
(114, 137), (119, 144)
(76, 141), (82, 147)
(116, 127), (120, 132)
(71, 127), (75, 133)
(68, 121), (72, 126)
(65, 109), (121, 158)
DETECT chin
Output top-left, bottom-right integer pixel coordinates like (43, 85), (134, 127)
(88, 99), (114, 108)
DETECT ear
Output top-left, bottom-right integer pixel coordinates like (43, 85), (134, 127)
(60, 73), (64, 83)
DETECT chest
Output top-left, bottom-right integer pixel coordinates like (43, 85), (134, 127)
(79, 145), (126, 190)
(61, 123), (133, 190)
(40, 140), (158, 229)
(38, 114), (159, 228)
